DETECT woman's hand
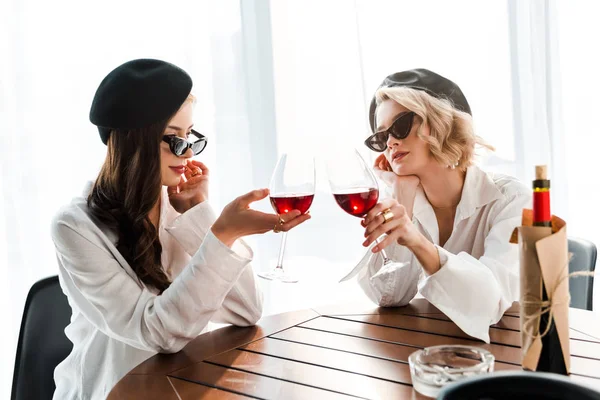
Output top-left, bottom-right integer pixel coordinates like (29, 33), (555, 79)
(361, 198), (422, 251)
(373, 154), (420, 219)
(362, 198), (441, 275)
(373, 154), (397, 187)
(211, 188), (311, 247)
(167, 160), (210, 214)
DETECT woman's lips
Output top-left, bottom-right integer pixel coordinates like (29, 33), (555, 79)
(169, 166), (186, 174)
(392, 152), (409, 162)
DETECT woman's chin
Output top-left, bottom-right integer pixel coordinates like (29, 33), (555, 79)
(162, 176), (182, 188)
(392, 165), (413, 176)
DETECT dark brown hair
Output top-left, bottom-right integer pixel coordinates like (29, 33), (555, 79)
(87, 119), (171, 293)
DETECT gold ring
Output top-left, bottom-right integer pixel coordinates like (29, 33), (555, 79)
(190, 169), (200, 177)
(273, 215), (285, 233)
(381, 208), (394, 223)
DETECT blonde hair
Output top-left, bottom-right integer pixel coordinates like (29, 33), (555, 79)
(375, 87), (493, 171)
(185, 93), (196, 104)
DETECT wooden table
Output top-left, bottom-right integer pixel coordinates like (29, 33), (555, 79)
(108, 300), (600, 399)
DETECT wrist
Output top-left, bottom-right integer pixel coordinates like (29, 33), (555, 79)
(409, 234), (440, 275)
(211, 221), (236, 248)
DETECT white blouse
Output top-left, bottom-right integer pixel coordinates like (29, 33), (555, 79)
(344, 166), (531, 343)
(51, 184), (263, 400)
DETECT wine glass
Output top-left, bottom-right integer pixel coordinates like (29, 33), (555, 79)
(327, 149), (396, 269)
(258, 153), (315, 283)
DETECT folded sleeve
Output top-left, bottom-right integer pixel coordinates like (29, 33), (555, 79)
(165, 201), (218, 257)
(418, 193), (530, 343)
(165, 201), (263, 327)
(52, 209), (257, 354)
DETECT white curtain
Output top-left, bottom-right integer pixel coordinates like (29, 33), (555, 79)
(2, 0), (599, 397)
(554, 0), (600, 311)
(0, 0), (266, 395)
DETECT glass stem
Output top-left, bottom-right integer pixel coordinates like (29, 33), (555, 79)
(376, 238), (392, 265)
(275, 232), (288, 269)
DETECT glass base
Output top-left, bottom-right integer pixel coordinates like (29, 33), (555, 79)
(258, 267), (298, 283)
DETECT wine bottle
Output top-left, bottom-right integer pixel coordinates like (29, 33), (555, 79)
(532, 165), (567, 374)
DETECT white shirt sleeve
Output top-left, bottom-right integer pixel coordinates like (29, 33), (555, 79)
(165, 202), (263, 326)
(52, 207), (258, 354)
(356, 239), (422, 307)
(418, 193), (529, 343)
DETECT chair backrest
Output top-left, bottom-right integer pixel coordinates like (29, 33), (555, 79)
(11, 276), (72, 400)
(568, 237), (597, 311)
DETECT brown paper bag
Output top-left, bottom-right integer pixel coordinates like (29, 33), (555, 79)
(510, 209), (570, 374)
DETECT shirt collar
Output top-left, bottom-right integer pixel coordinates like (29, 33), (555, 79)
(412, 165), (503, 236)
(455, 165), (504, 221)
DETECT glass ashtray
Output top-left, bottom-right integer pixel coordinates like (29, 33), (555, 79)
(409, 345), (495, 398)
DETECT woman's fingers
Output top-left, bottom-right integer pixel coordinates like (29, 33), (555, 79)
(364, 199), (398, 224)
(279, 212), (311, 232)
(370, 233), (397, 253)
(373, 154), (386, 169)
(184, 165), (202, 181)
(363, 217), (402, 247)
(364, 204), (405, 235)
(188, 160), (210, 176)
(237, 188), (270, 208)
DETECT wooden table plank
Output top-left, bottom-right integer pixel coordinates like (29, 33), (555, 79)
(129, 309), (319, 376)
(300, 316), (523, 365)
(570, 308), (600, 340)
(570, 339), (600, 360)
(571, 329), (600, 342)
(270, 326), (520, 372)
(170, 361), (363, 399)
(339, 314), (600, 359)
(241, 336), (414, 384)
(300, 316), (600, 377)
(205, 348), (424, 399)
(335, 314), (521, 347)
(316, 300), (521, 318)
(569, 357), (600, 379)
(107, 375), (178, 400)
(169, 377), (251, 399)
(313, 298), (442, 317)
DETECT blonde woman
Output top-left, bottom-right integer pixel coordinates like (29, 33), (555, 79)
(51, 59), (310, 399)
(354, 69), (530, 343)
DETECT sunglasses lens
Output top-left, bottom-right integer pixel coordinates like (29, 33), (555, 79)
(192, 140), (206, 155)
(389, 113), (414, 140)
(174, 140), (188, 156)
(365, 133), (387, 152)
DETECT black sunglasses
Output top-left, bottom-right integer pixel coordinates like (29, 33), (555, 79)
(162, 130), (207, 156)
(364, 112), (416, 152)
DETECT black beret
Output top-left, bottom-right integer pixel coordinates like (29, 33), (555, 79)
(90, 59), (193, 144)
(368, 68), (471, 132)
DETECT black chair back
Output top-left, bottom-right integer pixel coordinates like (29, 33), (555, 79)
(568, 237), (597, 310)
(11, 276), (72, 400)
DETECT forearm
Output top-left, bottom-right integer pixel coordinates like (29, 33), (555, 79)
(408, 234), (441, 275)
(392, 182), (417, 220)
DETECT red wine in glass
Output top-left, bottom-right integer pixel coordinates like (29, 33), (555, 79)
(327, 149), (394, 266)
(270, 194), (315, 215)
(333, 188), (378, 218)
(259, 153), (315, 283)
